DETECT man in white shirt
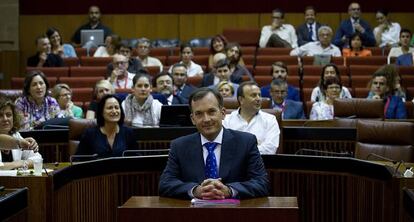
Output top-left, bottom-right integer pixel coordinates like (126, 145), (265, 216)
(136, 38), (164, 72)
(223, 81), (280, 154)
(108, 54), (135, 89)
(290, 26), (341, 57)
(259, 8), (298, 48)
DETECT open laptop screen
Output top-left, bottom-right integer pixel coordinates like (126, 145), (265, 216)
(159, 104), (193, 127)
(80, 29), (104, 46)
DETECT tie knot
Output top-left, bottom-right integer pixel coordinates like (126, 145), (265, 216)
(204, 142), (218, 152)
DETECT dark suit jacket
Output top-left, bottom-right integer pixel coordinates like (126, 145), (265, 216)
(261, 84), (301, 102)
(282, 99), (305, 119)
(201, 65), (253, 87)
(333, 18), (376, 47)
(159, 128), (269, 199)
(27, 53), (64, 67)
(177, 84), (196, 99)
(296, 22), (322, 46)
(396, 53), (413, 66)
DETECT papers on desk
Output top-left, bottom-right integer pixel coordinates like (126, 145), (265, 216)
(0, 168), (54, 176)
(191, 198), (240, 207)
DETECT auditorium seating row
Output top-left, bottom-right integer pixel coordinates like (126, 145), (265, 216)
(63, 53), (398, 70)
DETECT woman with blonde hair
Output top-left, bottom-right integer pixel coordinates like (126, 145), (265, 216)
(216, 81), (235, 98)
(51, 83), (83, 118)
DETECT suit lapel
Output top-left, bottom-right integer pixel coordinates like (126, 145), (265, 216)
(219, 129), (236, 179)
(186, 133), (205, 182)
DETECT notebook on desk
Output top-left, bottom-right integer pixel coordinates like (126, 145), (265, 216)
(80, 29), (104, 46)
(159, 104), (193, 127)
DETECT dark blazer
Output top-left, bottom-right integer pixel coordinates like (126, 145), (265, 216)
(281, 99), (305, 119)
(159, 128), (269, 199)
(71, 22), (113, 44)
(396, 53), (413, 66)
(261, 84), (301, 102)
(333, 18), (376, 48)
(76, 126), (137, 158)
(177, 84), (196, 99)
(385, 95), (407, 119)
(27, 53), (64, 67)
(201, 65), (253, 87)
(296, 22), (322, 46)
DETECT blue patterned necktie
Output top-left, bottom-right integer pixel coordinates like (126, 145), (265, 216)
(204, 142), (218, 179)
(308, 24), (313, 41)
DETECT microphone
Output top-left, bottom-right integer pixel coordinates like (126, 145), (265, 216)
(294, 148), (353, 157)
(122, 149), (169, 157)
(366, 153), (397, 164)
(69, 154), (98, 165)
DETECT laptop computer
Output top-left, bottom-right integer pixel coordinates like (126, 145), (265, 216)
(80, 29), (104, 47)
(159, 104), (193, 127)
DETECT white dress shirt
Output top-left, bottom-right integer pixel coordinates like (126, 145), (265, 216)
(290, 41), (342, 57)
(168, 61), (203, 77)
(259, 24), (298, 48)
(223, 109), (280, 154)
(374, 22), (401, 47)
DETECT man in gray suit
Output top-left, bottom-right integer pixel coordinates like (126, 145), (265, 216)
(296, 6), (322, 46)
(159, 88), (269, 199)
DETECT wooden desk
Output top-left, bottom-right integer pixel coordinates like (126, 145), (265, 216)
(0, 188), (28, 222)
(118, 196), (299, 222)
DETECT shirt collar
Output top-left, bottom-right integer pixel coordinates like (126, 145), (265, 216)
(201, 127), (223, 145)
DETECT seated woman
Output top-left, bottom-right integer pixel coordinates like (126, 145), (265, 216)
(342, 33), (372, 61)
(0, 98), (41, 170)
(168, 43), (204, 77)
(51, 83), (83, 118)
(373, 9), (401, 48)
(208, 35), (245, 70)
(310, 77), (342, 120)
(15, 71), (62, 130)
(76, 95), (137, 158)
(93, 34), (121, 57)
(46, 27), (77, 58)
(121, 74), (162, 127)
(86, 80), (115, 120)
(216, 80), (235, 98)
(367, 66), (407, 119)
(311, 64), (352, 102)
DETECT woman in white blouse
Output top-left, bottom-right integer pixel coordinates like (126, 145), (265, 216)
(311, 64), (352, 102)
(310, 77), (342, 120)
(373, 9), (401, 48)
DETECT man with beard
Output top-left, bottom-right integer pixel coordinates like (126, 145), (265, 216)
(225, 43), (253, 83)
(260, 61), (300, 101)
(171, 63), (196, 100)
(223, 81), (280, 154)
(153, 72), (187, 105)
(71, 5), (113, 46)
(296, 6), (322, 46)
(27, 36), (63, 67)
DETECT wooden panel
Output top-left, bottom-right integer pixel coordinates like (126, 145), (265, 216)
(179, 14), (259, 41)
(0, 51), (19, 89)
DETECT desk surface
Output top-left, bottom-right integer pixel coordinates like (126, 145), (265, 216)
(119, 196), (299, 222)
(121, 196), (298, 208)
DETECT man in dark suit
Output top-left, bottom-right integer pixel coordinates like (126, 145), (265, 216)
(333, 2), (375, 48)
(154, 72), (188, 105)
(270, 79), (305, 119)
(159, 88), (269, 199)
(27, 36), (63, 67)
(171, 63), (196, 100)
(296, 6), (322, 46)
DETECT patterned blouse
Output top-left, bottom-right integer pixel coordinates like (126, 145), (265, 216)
(15, 96), (62, 130)
(309, 102), (334, 120)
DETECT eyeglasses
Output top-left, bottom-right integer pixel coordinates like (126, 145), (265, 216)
(350, 8), (360, 11)
(114, 61), (128, 65)
(59, 93), (71, 98)
(270, 90), (287, 94)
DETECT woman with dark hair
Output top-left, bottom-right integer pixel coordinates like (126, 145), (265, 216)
(0, 98), (41, 170)
(310, 77), (342, 120)
(208, 35), (228, 70)
(121, 74), (162, 127)
(76, 94), (137, 158)
(373, 9), (401, 48)
(46, 27), (77, 58)
(15, 71), (62, 130)
(342, 33), (372, 59)
(311, 64), (352, 102)
(168, 43), (204, 77)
